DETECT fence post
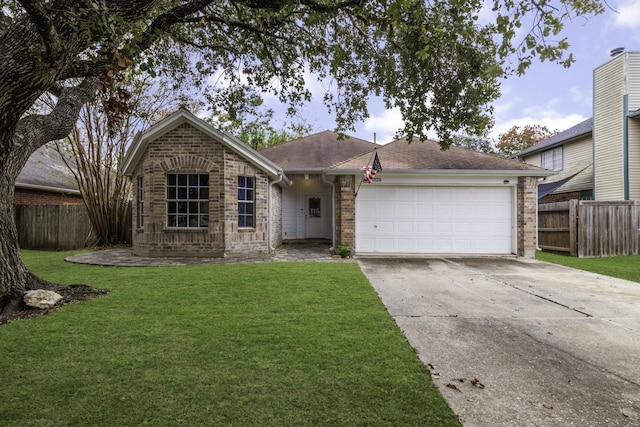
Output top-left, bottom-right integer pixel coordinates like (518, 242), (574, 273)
(569, 199), (578, 257)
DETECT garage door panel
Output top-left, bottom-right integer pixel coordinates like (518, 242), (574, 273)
(356, 186), (513, 254)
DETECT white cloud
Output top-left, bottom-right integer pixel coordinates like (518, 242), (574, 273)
(613, 0), (640, 28)
(361, 108), (405, 144)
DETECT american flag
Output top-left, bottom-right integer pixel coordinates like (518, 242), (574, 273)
(362, 152), (382, 183)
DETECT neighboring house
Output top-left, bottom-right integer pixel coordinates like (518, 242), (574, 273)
(123, 108), (552, 258)
(15, 142), (83, 205)
(516, 50), (640, 202)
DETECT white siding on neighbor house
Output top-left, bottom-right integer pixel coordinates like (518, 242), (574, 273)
(628, 52), (640, 109)
(523, 135), (593, 195)
(594, 54), (625, 200)
(281, 176), (332, 240)
(627, 52), (640, 200)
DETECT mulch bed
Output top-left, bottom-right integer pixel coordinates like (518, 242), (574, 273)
(5, 284), (109, 324)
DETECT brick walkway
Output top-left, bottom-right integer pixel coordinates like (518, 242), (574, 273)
(65, 241), (351, 267)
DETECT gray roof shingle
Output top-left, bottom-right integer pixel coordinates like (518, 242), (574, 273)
(259, 130), (380, 170)
(330, 137), (551, 174)
(16, 143), (79, 193)
(516, 118), (592, 158)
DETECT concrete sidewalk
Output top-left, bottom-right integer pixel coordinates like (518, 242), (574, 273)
(358, 257), (640, 427)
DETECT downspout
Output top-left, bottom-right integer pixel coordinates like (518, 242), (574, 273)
(269, 171), (285, 252)
(321, 172), (336, 252)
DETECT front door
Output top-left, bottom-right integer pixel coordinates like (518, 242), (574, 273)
(304, 194), (325, 238)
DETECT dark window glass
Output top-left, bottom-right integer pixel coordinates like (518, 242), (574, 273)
(238, 175), (255, 228)
(166, 173), (209, 228)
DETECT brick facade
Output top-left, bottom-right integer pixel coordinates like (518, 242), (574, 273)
(130, 123), (271, 257)
(14, 188), (84, 206)
(517, 176), (538, 257)
(335, 175), (356, 249)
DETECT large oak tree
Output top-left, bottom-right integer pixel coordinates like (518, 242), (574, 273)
(0, 0), (604, 317)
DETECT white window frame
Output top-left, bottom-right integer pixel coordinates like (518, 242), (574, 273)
(166, 173), (209, 229)
(238, 176), (255, 229)
(541, 146), (563, 171)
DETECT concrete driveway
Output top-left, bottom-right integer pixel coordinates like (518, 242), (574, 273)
(358, 257), (640, 427)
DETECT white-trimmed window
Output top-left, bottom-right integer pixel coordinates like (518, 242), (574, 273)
(166, 173), (209, 228)
(238, 176), (255, 228)
(137, 176), (144, 228)
(541, 146), (563, 171)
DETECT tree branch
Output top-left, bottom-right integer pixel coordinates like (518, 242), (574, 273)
(17, 0), (63, 61)
(15, 77), (100, 154)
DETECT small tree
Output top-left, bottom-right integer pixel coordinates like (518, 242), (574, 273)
(496, 125), (558, 158)
(57, 77), (181, 246)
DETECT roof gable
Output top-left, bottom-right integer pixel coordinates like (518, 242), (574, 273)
(329, 137), (552, 176)
(122, 109), (288, 184)
(259, 130), (380, 170)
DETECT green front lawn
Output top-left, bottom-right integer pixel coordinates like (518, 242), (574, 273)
(0, 251), (459, 427)
(536, 251), (640, 283)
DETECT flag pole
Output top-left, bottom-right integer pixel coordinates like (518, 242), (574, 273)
(355, 148), (377, 197)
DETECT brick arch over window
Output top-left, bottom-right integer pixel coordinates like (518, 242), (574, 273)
(158, 155), (219, 173)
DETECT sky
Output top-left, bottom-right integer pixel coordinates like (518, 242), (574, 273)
(260, 0), (640, 144)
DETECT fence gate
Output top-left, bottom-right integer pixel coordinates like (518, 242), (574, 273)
(538, 200), (577, 256)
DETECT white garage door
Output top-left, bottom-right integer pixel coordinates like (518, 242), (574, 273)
(356, 186), (513, 254)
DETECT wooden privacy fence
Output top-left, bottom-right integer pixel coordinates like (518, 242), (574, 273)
(538, 200), (640, 257)
(15, 204), (95, 250)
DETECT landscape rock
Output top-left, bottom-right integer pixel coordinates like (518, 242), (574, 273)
(23, 289), (63, 309)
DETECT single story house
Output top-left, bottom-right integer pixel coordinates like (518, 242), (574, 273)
(122, 109), (553, 258)
(15, 142), (83, 205)
(516, 49), (640, 202)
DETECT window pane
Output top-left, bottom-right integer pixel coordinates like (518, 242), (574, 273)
(188, 188), (199, 200)
(246, 189), (254, 201)
(189, 201), (199, 213)
(199, 215), (209, 227)
(178, 174), (187, 186)
(168, 201), (177, 214)
(245, 203), (254, 215)
(178, 202), (187, 213)
(188, 215), (198, 227)
(200, 175), (209, 186)
(238, 188), (246, 200)
(178, 187), (187, 199)
(167, 187), (176, 199)
(247, 177), (254, 188)
(238, 203), (246, 215)
(238, 176), (245, 187)
(177, 215), (187, 227)
(167, 215), (176, 227)
(189, 174), (199, 186)
(167, 174), (176, 185)
(200, 202), (209, 213)
(245, 216), (254, 228)
(199, 188), (209, 199)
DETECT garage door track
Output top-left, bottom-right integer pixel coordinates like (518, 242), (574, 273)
(358, 257), (640, 427)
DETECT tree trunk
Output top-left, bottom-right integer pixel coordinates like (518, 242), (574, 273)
(0, 149), (52, 321)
